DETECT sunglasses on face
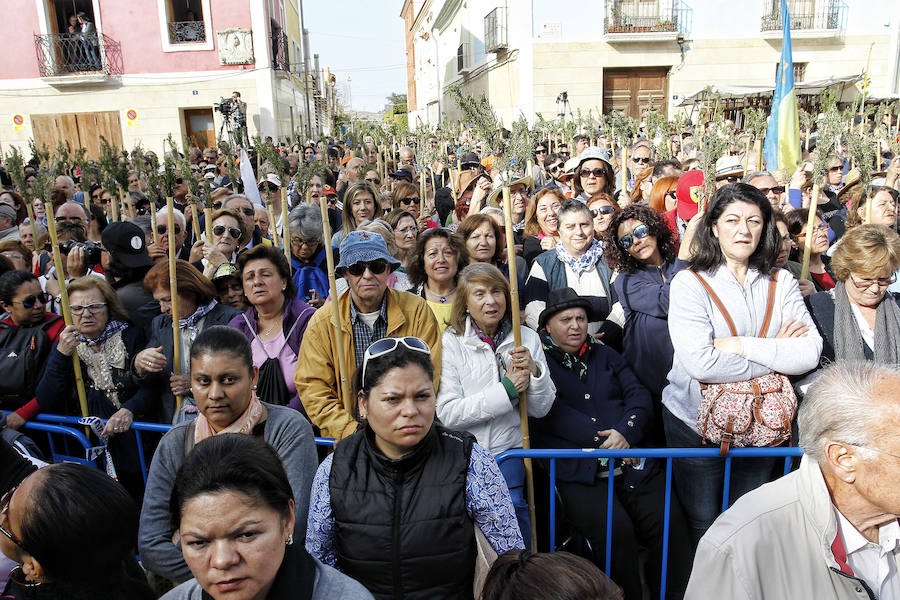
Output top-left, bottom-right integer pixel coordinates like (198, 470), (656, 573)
(212, 201), (223, 210)
(618, 223), (650, 249)
(157, 225), (183, 235)
(590, 206), (615, 217)
(213, 225), (241, 239)
(400, 197), (418, 205)
(535, 149), (547, 155)
(559, 151), (570, 157)
(757, 186), (785, 196)
(366, 178), (381, 185)
(13, 293), (52, 308)
(345, 259), (389, 277)
(136, 206), (150, 216)
(717, 176), (740, 184)
(580, 168), (607, 179)
(632, 156), (652, 164)
(361, 336), (431, 386)
(175, 178), (184, 185)
(548, 163), (564, 173)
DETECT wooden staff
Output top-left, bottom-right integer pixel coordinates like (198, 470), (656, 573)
(866, 191), (873, 225)
(319, 198), (351, 412)
(150, 207), (160, 246)
(166, 197), (183, 418)
(122, 189), (135, 220)
(377, 145), (384, 184)
(799, 183), (821, 280)
(502, 186), (538, 550)
(754, 139), (763, 172)
(110, 191), (120, 222)
(620, 143), (628, 196)
(281, 186), (291, 271)
(45, 202), (90, 431)
(527, 159), (534, 181)
(189, 202), (201, 241)
(743, 137), (752, 172)
(805, 128), (811, 153)
(419, 169), (425, 218)
(264, 187), (281, 246)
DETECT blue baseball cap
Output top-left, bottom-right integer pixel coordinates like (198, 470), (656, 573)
(336, 230), (400, 273)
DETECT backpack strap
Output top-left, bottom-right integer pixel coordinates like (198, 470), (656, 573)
(182, 419), (196, 456)
(690, 271), (738, 337)
(757, 270), (779, 338)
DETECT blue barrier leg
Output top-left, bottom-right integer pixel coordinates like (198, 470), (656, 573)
(722, 455), (733, 511)
(661, 457), (673, 600)
(783, 455), (792, 476)
(605, 465), (614, 576)
(549, 458), (556, 552)
(135, 429), (148, 485)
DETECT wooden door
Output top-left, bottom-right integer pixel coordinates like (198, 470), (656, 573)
(30, 111), (122, 160)
(603, 67), (669, 119)
(184, 108), (215, 149)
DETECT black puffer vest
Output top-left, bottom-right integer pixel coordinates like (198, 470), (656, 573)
(329, 423), (476, 600)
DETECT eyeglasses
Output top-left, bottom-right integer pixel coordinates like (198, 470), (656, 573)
(848, 274), (897, 290)
(716, 175), (740, 184)
(841, 442), (900, 461)
(632, 156), (652, 164)
(590, 206), (615, 217)
(12, 293), (51, 308)
(213, 225), (242, 239)
(345, 259), (389, 277)
(361, 336), (431, 386)
(618, 223), (650, 249)
(234, 206), (255, 217)
(580, 168), (607, 179)
(548, 163), (564, 173)
(0, 487), (25, 550)
(559, 151), (570, 157)
(157, 224), (183, 236)
(757, 186), (785, 196)
(136, 206), (150, 216)
(793, 224), (828, 239)
(96, 196), (110, 205)
(829, 166), (843, 172)
(70, 302), (107, 315)
(400, 197), (419, 205)
(535, 149), (547, 155)
(366, 177), (381, 185)
(291, 237), (319, 247)
(175, 178), (184, 185)
(212, 201), (223, 210)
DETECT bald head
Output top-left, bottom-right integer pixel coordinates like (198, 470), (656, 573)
(399, 147), (415, 167)
(346, 157), (365, 183)
(56, 201), (89, 225)
(54, 175), (75, 200)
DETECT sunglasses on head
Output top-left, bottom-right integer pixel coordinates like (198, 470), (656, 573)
(213, 225), (242, 240)
(632, 156), (652, 164)
(345, 259), (389, 277)
(590, 206), (615, 217)
(13, 292), (52, 309)
(157, 225), (183, 235)
(580, 168), (607, 179)
(361, 336), (431, 386)
(618, 223), (650, 249)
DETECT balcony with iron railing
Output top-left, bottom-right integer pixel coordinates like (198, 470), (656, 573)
(167, 20), (206, 44)
(34, 32), (123, 83)
(604, 0), (680, 42)
(272, 31), (290, 74)
(760, 0), (844, 38)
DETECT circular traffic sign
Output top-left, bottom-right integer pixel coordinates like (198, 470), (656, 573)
(126, 110), (137, 120)
(12, 115), (23, 125)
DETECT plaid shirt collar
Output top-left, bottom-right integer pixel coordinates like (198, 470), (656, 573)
(350, 293), (389, 368)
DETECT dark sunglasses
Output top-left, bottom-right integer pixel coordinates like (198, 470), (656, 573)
(535, 149), (547, 155)
(757, 186), (785, 196)
(213, 225), (242, 239)
(361, 336), (430, 385)
(366, 177), (381, 185)
(716, 175), (740, 184)
(175, 178), (184, 184)
(632, 156), (652, 164)
(13, 292), (52, 308)
(136, 206), (150, 216)
(580, 168), (607, 179)
(212, 201), (223, 210)
(400, 196), (419, 205)
(618, 223), (650, 249)
(345, 259), (389, 277)
(559, 151), (570, 157)
(590, 206), (615, 217)
(157, 225), (183, 235)
(548, 163), (564, 173)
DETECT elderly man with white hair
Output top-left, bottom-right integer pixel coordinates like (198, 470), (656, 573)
(152, 205), (188, 261)
(685, 361), (900, 599)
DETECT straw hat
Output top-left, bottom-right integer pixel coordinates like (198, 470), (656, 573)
(455, 169), (483, 198)
(486, 174), (533, 206)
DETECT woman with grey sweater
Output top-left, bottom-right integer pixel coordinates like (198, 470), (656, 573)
(662, 184), (822, 544)
(138, 326), (318, 584)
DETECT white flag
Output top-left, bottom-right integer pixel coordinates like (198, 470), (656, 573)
(240, 147), (264, 206)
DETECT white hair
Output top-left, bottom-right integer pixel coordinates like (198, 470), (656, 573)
(155, 206), (186, 228)
(798, 361), (900, 464)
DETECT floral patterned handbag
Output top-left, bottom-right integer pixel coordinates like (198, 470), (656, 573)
(691, 270), (796, 456)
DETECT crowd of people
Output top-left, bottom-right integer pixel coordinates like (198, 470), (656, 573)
(0, 115), (899, 599)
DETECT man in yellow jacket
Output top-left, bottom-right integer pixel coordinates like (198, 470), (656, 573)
(295, 230), (441, 439)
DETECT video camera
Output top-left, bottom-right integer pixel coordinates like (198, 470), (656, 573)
(213, 97), (233, 116)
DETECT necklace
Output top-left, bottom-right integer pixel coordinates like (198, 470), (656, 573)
(259, 313), (283, 337)
(425, 284), (455, 304)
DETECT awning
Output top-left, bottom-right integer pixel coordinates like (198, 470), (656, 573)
(677, 74), (863, 106)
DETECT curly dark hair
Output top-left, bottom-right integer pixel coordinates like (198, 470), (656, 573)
(406, 227), (469, 288)
(603, 204), (677, 272)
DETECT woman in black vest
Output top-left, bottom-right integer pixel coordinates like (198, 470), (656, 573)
(306, 337), (524, 600)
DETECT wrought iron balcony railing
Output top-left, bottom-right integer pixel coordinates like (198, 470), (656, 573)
(760, 0), (842, 31)
(272, 31), (289, 71)
(605, 0), (678, 34)
(34, 33), (122, 78)
(167, 21), (206, 43)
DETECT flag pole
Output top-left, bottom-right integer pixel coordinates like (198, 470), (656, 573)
(502, 185), (538, 550)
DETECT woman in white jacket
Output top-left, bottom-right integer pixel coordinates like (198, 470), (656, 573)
(438, 263), (555, 547)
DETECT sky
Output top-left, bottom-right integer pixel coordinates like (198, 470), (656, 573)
(301, 0), (408, 113)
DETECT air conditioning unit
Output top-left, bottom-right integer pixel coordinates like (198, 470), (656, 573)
(456, 42), (472, 74)
(484, 7), (507, 53)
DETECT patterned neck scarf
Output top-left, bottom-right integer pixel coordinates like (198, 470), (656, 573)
(470, 317), (511, 351)
(539, 328), (593, 381)
(555, 238), (604, 278)
(179, 299), (218, 337)
(76, 329), (128, 408)
(194, 392), (265, 444)
(79, 319), (129, 345)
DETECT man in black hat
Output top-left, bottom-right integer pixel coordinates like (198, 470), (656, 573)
(101, 221), (160, 335)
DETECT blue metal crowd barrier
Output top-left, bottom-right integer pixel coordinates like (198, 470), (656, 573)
(495, 446), (804, 599)
(13, 417), (95, 466)
(14, 413), (805, 599)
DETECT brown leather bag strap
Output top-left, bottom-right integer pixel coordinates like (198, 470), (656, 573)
(757, 270), (779, 338)
(690, 270), (738, 337)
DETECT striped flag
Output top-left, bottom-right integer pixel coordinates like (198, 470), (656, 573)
(763, 0), (801, 173)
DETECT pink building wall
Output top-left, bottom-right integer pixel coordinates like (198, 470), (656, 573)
(0, 0), (255, 79)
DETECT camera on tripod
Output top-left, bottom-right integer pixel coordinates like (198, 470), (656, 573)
(214, 97), (233, 116)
